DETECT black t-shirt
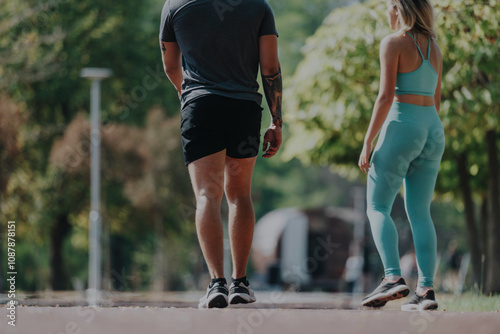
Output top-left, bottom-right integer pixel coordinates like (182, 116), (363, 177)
(160, 0), (278, 108)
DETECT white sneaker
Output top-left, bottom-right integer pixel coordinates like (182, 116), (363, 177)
(401, 290), (438, 311)
(198, 280), (229, 309)
(361, 277), (410, 308)
(229, 278), (256, 305)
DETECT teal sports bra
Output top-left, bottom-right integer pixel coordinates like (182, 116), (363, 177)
(395, 33), (438, 97)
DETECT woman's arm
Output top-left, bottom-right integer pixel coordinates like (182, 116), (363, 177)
(358, 36), (399, 174)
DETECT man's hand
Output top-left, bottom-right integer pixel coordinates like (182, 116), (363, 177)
(262, 124), (282, 158)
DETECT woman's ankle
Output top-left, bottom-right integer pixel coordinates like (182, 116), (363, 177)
(416, 286), (433, 296)
(385, 275), (402, 282)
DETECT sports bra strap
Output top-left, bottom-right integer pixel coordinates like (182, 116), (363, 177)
(427, 36), (431, 60)
(406, 32), (424, 60)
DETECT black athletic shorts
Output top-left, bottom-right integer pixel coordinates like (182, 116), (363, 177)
(180, 95), (263, 165)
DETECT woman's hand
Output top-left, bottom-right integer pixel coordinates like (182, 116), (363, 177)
(358, 141), (372, 174)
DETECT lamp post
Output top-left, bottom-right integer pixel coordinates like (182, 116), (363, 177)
(80, 67), (112, 306)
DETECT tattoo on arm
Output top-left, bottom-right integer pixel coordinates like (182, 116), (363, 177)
(262, 69), (283, 128)
(160, 42), (166, 52)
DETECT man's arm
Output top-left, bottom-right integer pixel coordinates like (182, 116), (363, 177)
(160, 41), (183, 98)
(259, 35), (282, 158)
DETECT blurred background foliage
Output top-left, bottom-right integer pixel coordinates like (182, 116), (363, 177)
(0, 0), (498, 294)
(284, 0), (500, 293)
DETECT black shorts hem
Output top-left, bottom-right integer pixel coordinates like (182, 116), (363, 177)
(184, 147), (226, 166)
(226, 151), (259, 160)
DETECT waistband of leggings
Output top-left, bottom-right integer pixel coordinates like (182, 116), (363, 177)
(386, 102), (440, 125)
(390, 102), (437, 112)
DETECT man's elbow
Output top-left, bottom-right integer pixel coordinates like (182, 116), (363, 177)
(164, 64), (181, 77)
(260, 62), (281, 77)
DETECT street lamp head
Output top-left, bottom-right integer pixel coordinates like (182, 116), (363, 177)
(80, 67), (113, 80)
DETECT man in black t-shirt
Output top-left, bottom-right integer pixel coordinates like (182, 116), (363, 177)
(159, 0), (282, 309)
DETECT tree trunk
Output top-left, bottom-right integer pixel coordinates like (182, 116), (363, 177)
(480, 196), (489, 292)
(485, 129), (500, 294)
(456, 153), (481, 287)
(50, 214), (71, 290)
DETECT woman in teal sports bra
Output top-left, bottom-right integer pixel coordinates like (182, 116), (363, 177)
(358, 0), (444, 311)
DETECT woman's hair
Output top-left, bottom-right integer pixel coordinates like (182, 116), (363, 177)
(391, 0), (437, 39)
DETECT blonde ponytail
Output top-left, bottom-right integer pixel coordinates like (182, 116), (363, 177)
(392, 0), (437, 39)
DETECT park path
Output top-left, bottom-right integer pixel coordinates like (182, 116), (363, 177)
(1, 292), (499, 334)
(1, 306), (499, 334)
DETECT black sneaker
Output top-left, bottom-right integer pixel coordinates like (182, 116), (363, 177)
(401, 290), (438, 311)
(362, 277), (410, 308)
(198, 280), (229, 309)
(229, 277), (256, 305)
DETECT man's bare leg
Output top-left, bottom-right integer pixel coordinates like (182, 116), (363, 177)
(224, 156), (257, 279)
(188, 150), (226, 279)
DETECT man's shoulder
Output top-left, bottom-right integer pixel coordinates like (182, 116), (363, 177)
(164, 0), (188, 10)
(243, 0), (271, 10)
(167, 0), (269, 12)
(163, 0), (203, 13)
(165, 0), (271, 21)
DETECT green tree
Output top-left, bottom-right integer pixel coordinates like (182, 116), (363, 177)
(268, 0), (362, 76)
(0, 0), (180, 291)
(0, 95), (24, 291)
(46, 114), (147, 289)
(45, 109), (194, 291)
(122, 109), (194, 290)
(284, 0), (500, 293)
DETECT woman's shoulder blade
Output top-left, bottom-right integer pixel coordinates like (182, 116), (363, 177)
(380, 33), (406, 54)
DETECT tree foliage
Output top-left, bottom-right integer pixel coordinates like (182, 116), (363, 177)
(268, 0), (361, 76)
(284, 0), (500, 188)
(0, 0), (186, 291)
(284, 0), (500, 292)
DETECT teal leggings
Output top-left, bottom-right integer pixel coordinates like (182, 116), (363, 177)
(367, 102), (445, 287)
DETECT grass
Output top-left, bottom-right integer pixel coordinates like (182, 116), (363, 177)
(438, 292), (500, 312)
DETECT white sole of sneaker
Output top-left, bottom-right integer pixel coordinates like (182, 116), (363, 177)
(229, 293), (256, 305)
(362, 284), (410, 307)
(401, 300), (438, 311)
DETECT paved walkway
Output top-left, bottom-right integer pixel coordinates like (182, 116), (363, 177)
(1, 290), (359, 309)
(1, 292), (499, 334)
